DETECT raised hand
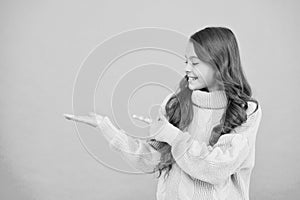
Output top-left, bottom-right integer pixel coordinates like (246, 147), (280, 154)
(132, 109), (169, 140)
(132, 112), (174, 148)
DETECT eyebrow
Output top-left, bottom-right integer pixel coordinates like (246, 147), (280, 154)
(184, 55), (200, 61)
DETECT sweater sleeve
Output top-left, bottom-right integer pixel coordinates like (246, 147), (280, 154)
(157, 103), (262, 185)
(99, 92), (174, 174)
(107, 130), (162, 174)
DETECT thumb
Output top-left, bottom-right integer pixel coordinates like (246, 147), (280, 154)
(157, 107), (168, 122)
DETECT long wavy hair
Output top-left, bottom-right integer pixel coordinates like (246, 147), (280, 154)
(150, 27), (259, 180)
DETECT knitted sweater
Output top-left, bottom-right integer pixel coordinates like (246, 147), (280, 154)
(99, 89), (262, 200)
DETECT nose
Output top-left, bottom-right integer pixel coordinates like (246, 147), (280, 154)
(184, 62), (193, 74)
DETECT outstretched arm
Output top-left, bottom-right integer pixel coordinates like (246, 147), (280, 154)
(102, 123), (162, 174)
(98, 93), (174, 174)
(64, 92), (174, 174)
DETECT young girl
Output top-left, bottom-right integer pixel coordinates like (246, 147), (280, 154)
(64, 26), (262, 200)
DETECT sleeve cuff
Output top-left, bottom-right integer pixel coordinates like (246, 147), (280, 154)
(156, 122), (182, 146)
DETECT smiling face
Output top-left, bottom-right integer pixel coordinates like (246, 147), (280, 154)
(184, 40), (221, 91)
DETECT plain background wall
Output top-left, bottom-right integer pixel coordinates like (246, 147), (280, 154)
(1, 0), (299, 199)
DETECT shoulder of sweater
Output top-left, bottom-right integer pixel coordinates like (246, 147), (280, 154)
(227, 101), (262, 141)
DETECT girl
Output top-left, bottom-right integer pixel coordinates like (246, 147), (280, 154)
(64, 26), (262, 200)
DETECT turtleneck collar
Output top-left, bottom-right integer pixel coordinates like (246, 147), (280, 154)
(191, 89), (228, 109)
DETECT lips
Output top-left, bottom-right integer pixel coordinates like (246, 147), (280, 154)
(186, 74), (198, 80)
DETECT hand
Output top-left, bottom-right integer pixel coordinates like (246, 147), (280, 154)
(132, 114), (153, 124)
(63, 112), (105, 128)
(132, 108), (169, 142)
(64, 112), (124, 142)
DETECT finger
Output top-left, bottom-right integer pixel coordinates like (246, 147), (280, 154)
(89, 112), (104, 119)
(132, 114), (152, 124)
(77, 116), (98, 127)
(64, 114), (97, 127)
(132, 114), (144, 121)
(144, 118), (152, 123)
(64, 114), (77, 120)
(67, 115), (86, 123)
(132, 115), (145, 122)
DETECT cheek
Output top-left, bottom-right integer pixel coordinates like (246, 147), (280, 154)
(194, 67), (211, 84)
(207, 70), (216, 83)
(204, 68), (216, 84)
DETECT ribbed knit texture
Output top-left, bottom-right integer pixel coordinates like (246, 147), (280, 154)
(100, 89), (262, 200)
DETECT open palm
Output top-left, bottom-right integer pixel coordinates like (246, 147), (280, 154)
(63, 108), (168, 142)
(63, 112), (104, 128)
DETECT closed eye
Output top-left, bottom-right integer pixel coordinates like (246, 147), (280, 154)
(185, 60), (199, 66)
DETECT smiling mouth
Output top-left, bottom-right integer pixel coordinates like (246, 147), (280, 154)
(186, 75), (198, 81)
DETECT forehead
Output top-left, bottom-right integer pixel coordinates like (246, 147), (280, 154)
(185, 41), (199, 60)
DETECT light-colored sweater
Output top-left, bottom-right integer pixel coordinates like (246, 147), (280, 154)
(98, 89), (262, 200)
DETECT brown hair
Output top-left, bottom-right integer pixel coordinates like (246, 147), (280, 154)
(152, 27), (259, 180)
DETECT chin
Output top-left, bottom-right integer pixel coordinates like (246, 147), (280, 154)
(188, 83), (205, 91)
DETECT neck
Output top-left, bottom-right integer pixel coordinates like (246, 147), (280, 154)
(191, 88), (227, 109)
